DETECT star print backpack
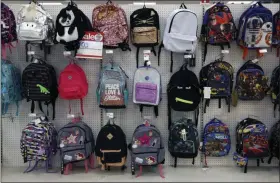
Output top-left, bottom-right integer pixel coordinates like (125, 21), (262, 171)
(20, 116), (57, 173)
(57, 119), (95, 174)
(128, 120), (165, 175)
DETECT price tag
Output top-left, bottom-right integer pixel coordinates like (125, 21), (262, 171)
(143, 50), (151, 54)
(106, 50), (113, 54)
(28, 113), (36, 117)
(143, 116), (152, 120)
(259, 49), (267, 53)
(204, 87), (211, 99)
(252, 58), (259, 63)
(67, 114), (75, 119)
(221, 50), (229, 54)
(144, 50), (150, 61)
(27, 51), (35, 55)
(107, 113), (114, 119)
(63, 51), (71, 56)
(184, 54), (192, 59)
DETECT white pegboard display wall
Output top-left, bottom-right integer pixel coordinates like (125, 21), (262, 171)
(1, 2), (279, 169)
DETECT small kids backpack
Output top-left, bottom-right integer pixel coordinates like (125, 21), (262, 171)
(158, 3), (198, 72)
(97, 62), (128, 108)
(130, 7), (160, 68)
(237, 2), (273, 60)
(58, 119), (95, 174)
(129, 120), (165, 177)
(202, 118), (231, 165)
(58, 62), (88, 115)
(270, 66), (280, 115)
(268, 120), (280, 164)
(95, 119), (127, 171)
(200, 60), (234, 113)
(272, 11), (280, 57)
(92, 2), (130, 51)
(233, 61), (268, 106)
(168, 118), (199, 167)
(201, 2), (236, 62)
(1, 59), (22, 115)
(20, 116), (57, 173)
(133, 64), (161, 117)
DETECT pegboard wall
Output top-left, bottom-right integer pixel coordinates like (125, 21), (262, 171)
(1, 2), (279, 169)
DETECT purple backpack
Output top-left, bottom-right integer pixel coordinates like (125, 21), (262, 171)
(1, 3), (17, 44)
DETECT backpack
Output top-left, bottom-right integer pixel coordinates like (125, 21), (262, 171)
(95, 120), (127, 171)
(167, 64), (201, 127)
(270, 66), (280, 115)
(237, 2), (273, 60)
(158, 3), (198, 72)
(202, 118), (231, 165)
(58, 119), (95, 174)
(1, 59), (22, 115)
(20, 116), (57, 173)
(268, 120), (280, 164)
(130, 7), (160, 68)
(236, 118), (269, 159)
(129, 120), (165, 176)
(133, 65), (161, 117)
(92, 2), (130, 51)
(55, 3), (93, 51)
(22, 59), (58, 119)
(168, 118), (199, 167)
(97, 62), (128, 108)
(58, 63), (88, 115)
(272, 11), (280, 57)
(201, 2), (236, 62)
(200, 60), (234, 113)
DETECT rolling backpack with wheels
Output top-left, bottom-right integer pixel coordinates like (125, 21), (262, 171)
(270, 66), (280, 116)
(272, 10), (280, 57)
(130, 7), (160, 68)
(268, 120), (280, 164)
(168, 118), (199, 167)
(128, 120), (165, 177)
(200, 60), (234, 113)
(158, 3), (198, 72)
(95, 119), (127, 171)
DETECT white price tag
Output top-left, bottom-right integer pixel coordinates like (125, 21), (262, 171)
(67, 114), (75, 119)
(184, 54), (192, 59)
(252, 58), (259, 63)
(204, 87), (211, 99)
(143, 50), (151, 54)
(27, 51), (35, 55)
(221, 50), (229, 54)
(63, 51), (71, 56)
(106, 50), (113, 54)
(28, 113), (36, 117)
(259, 49), (267, 53)
(144, 55), (149, 61)
(143, 116), (152, 120)
(107, 113), (114, 119)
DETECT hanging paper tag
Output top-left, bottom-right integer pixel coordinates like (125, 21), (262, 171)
(63, 51), (71, 56)
(252, 58), (259, 63)
(143, 116), (152, 120)
(106, 50), (113, 54)
(76, 32), (104, 59)
(106, 113), (114, 119)
(204, 87), (211, 99)
(144, 50), (150, 61)
(221, 50), (229, 54)
(184, 54), (192, 59)
(27, 51), (35, 55)
(67, 114), (75, 119)
(259, 49), (267, 53)
(28, 113), (36, 117)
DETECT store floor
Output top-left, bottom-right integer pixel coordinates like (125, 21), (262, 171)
(2, 166), (279, 182)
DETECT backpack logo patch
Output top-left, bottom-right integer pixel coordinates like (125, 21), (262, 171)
(146, 156), (156, 165)
(104, 84), (121, 101)
(67, 134), (77, 144)
(107, 133), (113, 140)
(36, 84), (50, 94)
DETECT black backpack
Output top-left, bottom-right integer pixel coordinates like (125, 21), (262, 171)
(270, 66), (280, 115)
(272, 10), (280, 57)
(22, 58), (58, 119)
(95, 120), (127, 171)
(130, 7), (160, 68)
(167, 64), (201, 127)
(200, 60), (234, 113)
(268, 120), (280, 164)
(168, 118), (199, 167)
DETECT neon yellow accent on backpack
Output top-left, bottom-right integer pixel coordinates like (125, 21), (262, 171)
(36, 84), (50, 94)
(175, 97), (193, 104)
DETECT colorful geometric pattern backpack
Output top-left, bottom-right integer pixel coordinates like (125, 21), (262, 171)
(270, 66), (280, 115)
(97, 62), (128, 108)
(268, 120), (280, 164)
(201, 118), (231, 166)
(201, 2), (236, 62)
(129, 120), (165, 177)
(200, 60), (234, 113)
(272, 10), (280, 57)
(237, 2), (273, 60)
(20, 116), (57, 173)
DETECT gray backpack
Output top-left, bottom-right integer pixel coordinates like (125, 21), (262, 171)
(129, 121), (165, 175)
(58, 120), (94, 173)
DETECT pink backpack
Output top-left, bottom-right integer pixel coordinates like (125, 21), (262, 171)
(58, 63), (88, 115)
(92, 2), (130, 51)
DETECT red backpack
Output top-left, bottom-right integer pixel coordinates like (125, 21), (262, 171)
(58, 63), (88, 115)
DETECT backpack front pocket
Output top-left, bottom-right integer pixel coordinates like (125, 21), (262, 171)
(132, 27), (158, 44)
(133, 152), (158, 166)
(100, 149), (124, 164)
(135, 83), (157, 104)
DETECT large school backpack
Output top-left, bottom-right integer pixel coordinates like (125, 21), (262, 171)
(55, 2), (93, 51)
(20, 116), (57, 173)
(58, 119), (95, 174)
(58, 62), (88, 115)
(272, 11), (280, 57)
(270, 66), (280, 115)
(1, 59), (22, 115)
(92, 2), (130, 51)
(268, 120), (280, 164)
(22, 59), (58, 119)
(201, 2), (236, 62)
(237, 2), (273, 60)
(167, 64), (201, 126)
(168, 118), (199, 167)
(158, 3), (198, 72)
(200, 60), (234, 113)
(130, 7), (160, 68)
(202, 118), (231, 165)
(232, 61), (268, 106)
(97, 62), (128, 108)
(95, 119), (127, 171)
(133, 64), (161, 117)
(129, 120), (165, 176)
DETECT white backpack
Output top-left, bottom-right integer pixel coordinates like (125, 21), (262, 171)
(158, 5), (198, 72)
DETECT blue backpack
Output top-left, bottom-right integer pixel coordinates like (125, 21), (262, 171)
(237, 1), (273, 60)
(1, 59), (22, 115)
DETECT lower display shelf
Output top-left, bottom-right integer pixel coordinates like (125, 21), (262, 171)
(2, 166), (279, 182)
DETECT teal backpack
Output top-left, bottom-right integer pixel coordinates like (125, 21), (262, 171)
(1, 59), (22, 115)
